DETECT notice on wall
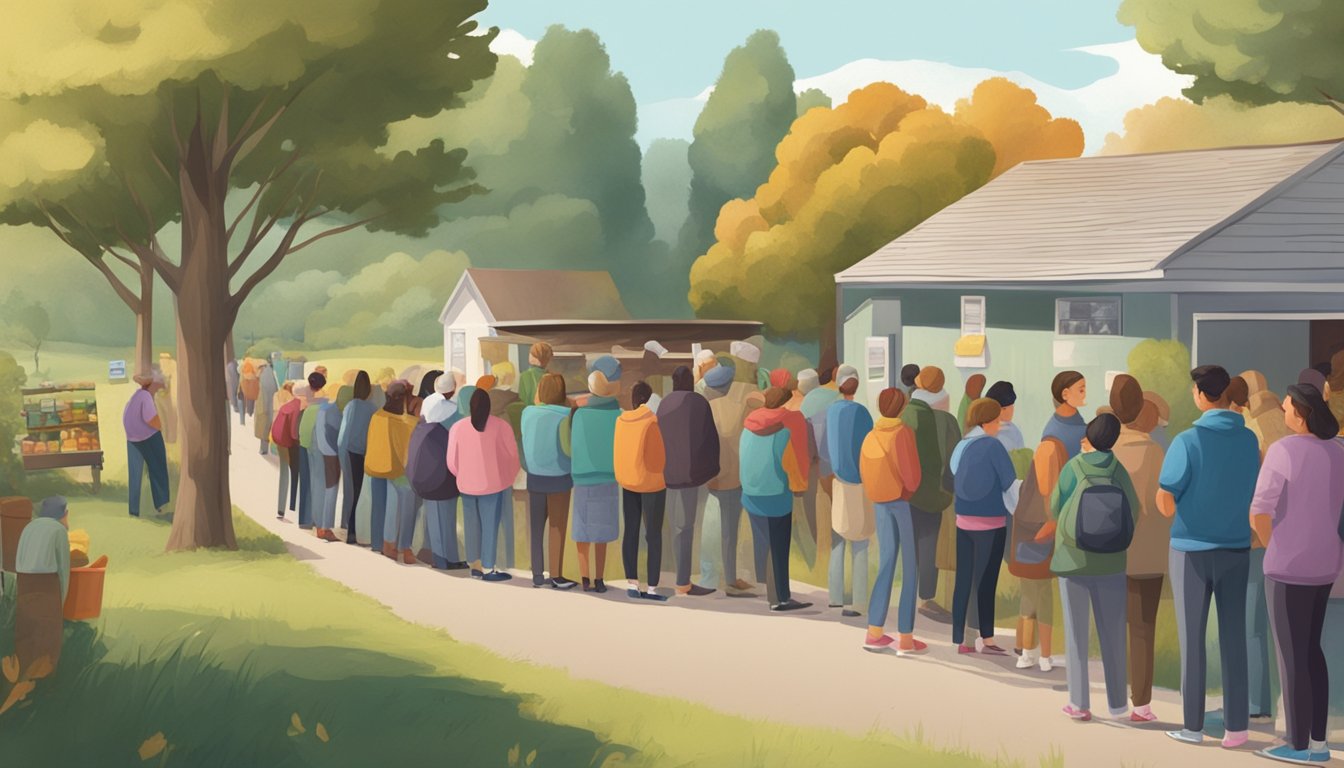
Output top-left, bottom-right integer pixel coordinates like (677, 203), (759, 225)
(1052, 340), (1076, 367)
(866, 337), (888, 383)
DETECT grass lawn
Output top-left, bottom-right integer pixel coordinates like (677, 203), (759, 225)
(0, 494), (1012, 767)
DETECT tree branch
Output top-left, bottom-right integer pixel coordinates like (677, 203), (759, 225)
(286, 212), (387, 256)
(104, 247), (140, 271)
(226, 149), (300, 244)
(229, 170), (310, 277)
(228, 177), (325, 314)
(36, 202), (141, 312)
(223, 85), (306, 169)
(211, 84), (231, 169)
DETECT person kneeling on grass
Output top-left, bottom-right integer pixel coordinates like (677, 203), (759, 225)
(447, 388), (521, 582)
(859, 388), (926, 655)
(615, 381), (670, 601)
(1044, 413), (1139, 722)
(740, 387), (812, 612)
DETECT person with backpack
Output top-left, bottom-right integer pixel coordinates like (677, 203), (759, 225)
(740, 387), (812, 612)
(659, 365), (721, 597)
(949, 397), (1019, 655)
(405, 374), (466, 570)
(1107, 375), (1170, 722)
(338, 372), (377, 545)
(1249, 383), (1344, 764)
(615, 381), (669, 601)
(271, 382), (301, 520)
(447, 388), (520, 582)
(826, 365), (874, 617)
(1048, 413), (1139, 722)
(365, 380), (417, 562)
(1159, 364), (1261, 749)
(521, 372), (578, 589)
(570, 356), (624, 592)
(860, 388), (925, 654)
(906, 366), (961, 623)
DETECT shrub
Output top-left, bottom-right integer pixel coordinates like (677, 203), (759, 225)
(0, 352), (26, 494)
(1127, 339), (1199, 436)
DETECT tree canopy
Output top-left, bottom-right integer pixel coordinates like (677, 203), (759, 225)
(1104, 95), (1344, 155)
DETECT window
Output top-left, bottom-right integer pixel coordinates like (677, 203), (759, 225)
(1056, 298), (1122, 336)
(960, 295), (986, 335)
(450, 330), (466, 372)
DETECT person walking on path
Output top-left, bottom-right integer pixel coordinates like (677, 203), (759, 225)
(521, 372), (577, 589)
(949, 397), (1019, 656)
(860, 388), (926, 655)
(240, 358), (260, 424)
(270, 382), (301, 520)
(826, 365), (874, 617)
(1249, 383), (1344, 764)
(298, 371), (329, 531)
(659, 365), (721, 597)
(124, 372), (171, 518)
(1158, 365), (1261, 749)
(570, 356), (624, 593)
(407, 373), (466, 570)
(1107, 375), (1170, 722)
(740, 387), (812, 611)
(226, 358), (242, 420)
(615, 381), (670, 601)
(338, 372), (377, 545)
(365, 381), (417, 562)
(703, 361), (764, 594)
(905, 366), (960, 623)
(255, 362), (278, 455)
(1048, 414), (1139, 722)
(448, 388), (521, 582)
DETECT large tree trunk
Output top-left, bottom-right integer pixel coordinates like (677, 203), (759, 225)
(135, 265), (154, 375)
(165, 189), (237, 551)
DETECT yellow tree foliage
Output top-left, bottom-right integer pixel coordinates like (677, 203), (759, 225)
(1103, 95), (1344, 155)
(690, 78), (1081, 346)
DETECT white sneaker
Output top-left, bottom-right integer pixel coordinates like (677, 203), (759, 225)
(975, 637), (986, 653)
(1016, 649), (1039, 669)
(1039, 656), (1054, 672)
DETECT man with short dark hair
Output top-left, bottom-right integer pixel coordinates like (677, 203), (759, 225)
(660, 365), (720, 596)
(1158, 364), (1261, 749)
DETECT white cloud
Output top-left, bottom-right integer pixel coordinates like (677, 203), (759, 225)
(490, 28), (536, 67)
(637, 40), (1194, 154)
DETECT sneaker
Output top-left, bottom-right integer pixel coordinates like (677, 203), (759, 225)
(639, 591), (669, 602)
(1049, 655), (1067, 667)
(1223, 731), (1250, 749)
(1167, 729), (1204, 745)
(1062, 705), (1092, 722)
(863, 634), (898, 654)
(958, 644), (976, 655)
(1016, 649), (1039, 669)
(841, 609), (861, 618)
(1110, 707), (1131, 720)
(897, 638), (928, 657)
(1130, 705), (1157, 723)
(582, 578), (594, 592)
(550, 578), (577, 590)
(979, 643), (1009, 656)
(769, 599), (812, 612)
(533, 575), (546, 588)
(679, 584), (715, 597)
(446, 561), (470, 570)
(626, 588), (642, 600)
(1257, 744), (1314, 765)
(470, 569), (485, 580)
(481, 570), (512, 582)
(593, 579), (608, 594)
(1039, 656), (1054, 672)
(1308, 741), (1331, 763)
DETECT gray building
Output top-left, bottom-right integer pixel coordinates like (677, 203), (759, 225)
(837, 139), (1344, 439)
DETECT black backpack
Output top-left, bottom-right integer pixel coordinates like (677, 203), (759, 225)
(406, 420), (459, 501)
(1071, 470), (1134, 554)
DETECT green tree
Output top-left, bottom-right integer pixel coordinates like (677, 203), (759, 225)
(1119, 0), (1344, 112)
(0, 0), (497, 550)
(642, 138), (693, 245)
(0, 352), (25, 495)
(678, 31), (798, 263)
(13, 303), (51, 375)
(796, 88), (833, 116)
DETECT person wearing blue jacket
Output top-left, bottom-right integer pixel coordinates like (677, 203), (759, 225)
(950, 397), (1018, 655)
(826, 365), (874, 616)
(1158, 365), (1261, 750)
(338, 371), (377, 545)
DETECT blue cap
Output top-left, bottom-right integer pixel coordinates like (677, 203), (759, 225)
(40, 496), (67, 520)
(703, 364), (734, 390)
(588, 355), (622, 382)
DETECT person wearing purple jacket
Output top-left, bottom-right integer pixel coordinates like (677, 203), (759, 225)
(1250, 383), (1344, 764)
(659, 365), (721, 597)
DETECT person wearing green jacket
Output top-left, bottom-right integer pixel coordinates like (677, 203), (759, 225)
(570, 355), (623, 592)
(517, 342), (553, 414)
(904, 366), (961, 622)
(1048, 413), (1139, 722)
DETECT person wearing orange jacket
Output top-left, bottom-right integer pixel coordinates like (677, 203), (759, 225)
(860, 388), (925, 655)
(615, 381), (669, 601)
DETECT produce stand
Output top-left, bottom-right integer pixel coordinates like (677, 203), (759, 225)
(18, 384), (103, 493)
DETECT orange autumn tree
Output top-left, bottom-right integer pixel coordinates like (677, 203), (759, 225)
(689, 78), (1082, 359)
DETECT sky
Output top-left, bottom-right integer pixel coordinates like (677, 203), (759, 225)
(480, 1), (1192, 153)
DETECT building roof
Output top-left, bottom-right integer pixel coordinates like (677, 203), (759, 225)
(489, 319), (763, 354)
(836, 140), (1344, 286)
(450, 268), (631, 323)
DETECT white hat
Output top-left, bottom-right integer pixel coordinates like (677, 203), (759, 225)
(694, 349), (717, 366)
(433, 373), (455, 395)
(730, 341), (760, 364)
(797, 368), (820, 393)
(644, 339), (669, 358)
(837, 364), (859, 386)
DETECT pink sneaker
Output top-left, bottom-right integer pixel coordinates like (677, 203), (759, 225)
(958, 644), (976, 655)
(1062, 705), (1092, 722)
(1130, 706), (1157, 723)
(1222, 730), (1249, 749)
(897, 638), (928, 657)
(864, 634), (898, 653)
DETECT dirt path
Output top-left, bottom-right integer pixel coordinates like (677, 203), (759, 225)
(226, 426), (1271, 766)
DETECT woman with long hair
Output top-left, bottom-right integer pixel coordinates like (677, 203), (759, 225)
(447, 388), (521, 581)
(521, 372), (578, 589)
(338, 371), (376, 544)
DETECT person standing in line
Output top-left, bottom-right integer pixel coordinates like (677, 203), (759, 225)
(225, 358), (241, 419)
(1145, 391), (1172, 450)
(255, 362), (277, 455)
(123, 372), (171, 518)
(1159, 365), (1261, 749)
(702, 362), (763, 594)
(615, 381), (670, 601)
(520, 372), (577, 589)
(313, 378), (343, 543)
(365, 381), (416, 562)
(948, 397), (1018, 655)
(1107, 375), (1171, 722)
(860, 388), (926, 654)
(1044, 371), (1088, 458)
(338, 372), (377, 545)
(1249, 382), (1344, 764)
(335, 369), (358, 414)
(240, 358), (260, 424)
(740, 387), (812, 611)
(298, 371), (329, 531)
(802, 365), (841, 568)
(447, 388), (520, 582)
(957, 373), (987, 431)
(1048, 413), (1139, 722)
(407, 373), (465, 570)
(659, 365), (721, 597)
(517, 343), (553, 414)
(270, 382), (301, 520)
(826, 365), (874, 617)
(570, 356), (624, 593)
(905, 366), (960, 623)
(986, 381), (1025, 452)
(1240, 371), (1292, 456)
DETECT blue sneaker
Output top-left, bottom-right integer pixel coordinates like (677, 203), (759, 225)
(1308, 744), (1331, 763)
(1257, 744), (1314, 765)
(481, 570), (512, 582)
(1166, 729), (1204, 745)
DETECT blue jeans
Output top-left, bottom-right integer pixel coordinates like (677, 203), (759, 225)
(868, 500), (918, 634)
(127, 432), (170, 516)
(368, 476), (402, 552)
(380, 479), (415, 550)
(463, 491), (507, 570)
(296, 448), (314, 528)
(424, 497), (461, 568)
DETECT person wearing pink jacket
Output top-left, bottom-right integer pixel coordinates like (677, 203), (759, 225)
(448, 388), (521, 582)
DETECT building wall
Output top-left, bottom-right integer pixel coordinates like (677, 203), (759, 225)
(440, 295), (493, 383)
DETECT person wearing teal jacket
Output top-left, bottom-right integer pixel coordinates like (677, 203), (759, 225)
(740, 387), (811, 612)
(1049, 413), (1139, 722)
(297, 371), (328, 530)
(569, 356), (623, 592)
(521, 371), (577, 590)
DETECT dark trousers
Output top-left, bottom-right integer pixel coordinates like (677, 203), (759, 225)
(1267, 577), (1332, 750)
(622, 490), (666, 587)
(910, 506), (942, 602)
(342, 452), (365, 536)
(1170, 548), (1250, 734)
(285, 445), (301, 512)
(952, 526), (1006, 645)
(127, 432), (170, 516)
(530, 488), (572, 580)
(1127, 575), (1164, 707)
(763, 513), (792, 604)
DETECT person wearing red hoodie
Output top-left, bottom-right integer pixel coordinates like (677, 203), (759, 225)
(740, 387), (812, 612)
(615, 381), (670, 601)
(659, 365), (721, 597)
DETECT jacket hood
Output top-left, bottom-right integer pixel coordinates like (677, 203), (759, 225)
(912, 388), (950, 412)
(1195, 408), (1247, 431)
(619, 405), (656, 424)
(1240, 370), (1269, 398)
(745, 407), (788, 436)
(422, 395), (458, 425)
(873, 416), (904, 431)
